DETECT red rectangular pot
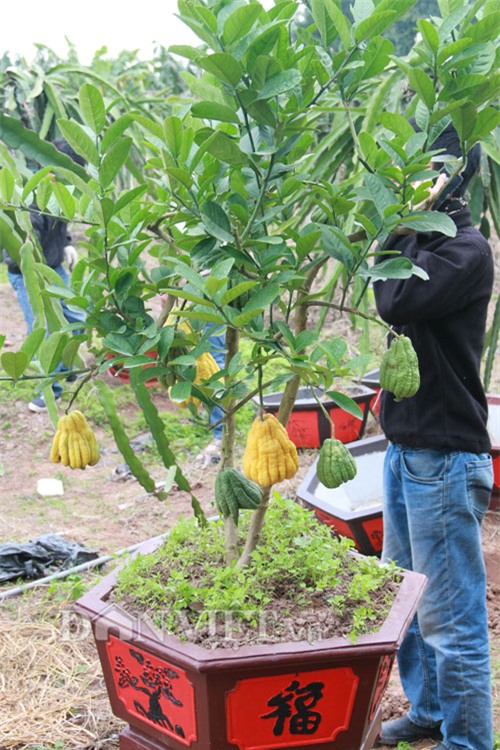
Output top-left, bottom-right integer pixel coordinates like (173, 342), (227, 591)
(75, 537), (426, 750)
(256, 386), (376, 449)
(297, 436), (386, 556)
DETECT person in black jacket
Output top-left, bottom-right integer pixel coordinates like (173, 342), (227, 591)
(3, 139), (86, 412)
(374, 124), (494, 750)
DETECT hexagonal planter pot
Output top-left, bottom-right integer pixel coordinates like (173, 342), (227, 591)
(255, 386), (376, 449)
(297, 436), (387, 557)
(75, 537), (426, 750)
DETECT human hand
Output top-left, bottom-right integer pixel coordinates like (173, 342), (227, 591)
(411, 173), (448, 211)
(64, 245), (78, 271)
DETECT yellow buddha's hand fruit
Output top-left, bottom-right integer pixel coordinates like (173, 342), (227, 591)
(169, 351), (220, 408)
(242, 413), (299, 488)
(50, 410), (99, 469)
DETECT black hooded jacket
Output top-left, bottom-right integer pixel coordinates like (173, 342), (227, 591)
(374, 206), (494, 454)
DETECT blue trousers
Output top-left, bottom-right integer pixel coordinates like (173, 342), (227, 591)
(382, 443), (493, 750)
(8, 265), (86, 398)
(207, 332), (225, 440)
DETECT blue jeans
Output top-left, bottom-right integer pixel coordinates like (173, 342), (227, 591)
(8, 265), (86, 398)
(382, 443), (493, 750)
(207, 332), (225, 440)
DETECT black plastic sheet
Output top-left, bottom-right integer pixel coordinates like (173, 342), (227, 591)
(0, 534), (99, 583)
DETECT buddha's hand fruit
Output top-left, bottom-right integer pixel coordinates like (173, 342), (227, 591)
(316, 438), (357, 489)
(379, 334), (420, 402)
(215, 468), (263, 524)
(169, 351), (220, 408)
(242, 413), (299, 488)
(50, 410), (100, 470)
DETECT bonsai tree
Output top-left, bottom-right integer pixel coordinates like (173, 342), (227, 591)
(0, 0), (499, 571)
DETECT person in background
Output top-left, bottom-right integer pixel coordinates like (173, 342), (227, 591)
(3, 139), (86, 413)
(374, 123), (494, 750)
(195, 324), (225, 466)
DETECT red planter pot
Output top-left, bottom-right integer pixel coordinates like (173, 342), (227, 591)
(106, 351), (160, 388)
(256, 386), (376, 449)
(297, 436), (386, 557)
(75, 538), (426, 750)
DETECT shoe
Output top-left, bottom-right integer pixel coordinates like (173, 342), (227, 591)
(378, 714), (442, 745)
(431, 745), (446, 749)
(194, 438), (222, 468)
(28, 396), (48, 413)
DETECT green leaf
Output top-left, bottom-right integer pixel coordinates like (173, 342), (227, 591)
(468, 11), (500, 44)
(324, 0), (351, 48)
(101, 114), (134, 153)
(52, 182), (76, 219)
(103, 332), (136, 356)
(417, 19), (439, 54)
(359, 36), (393, 81)
(79, 83), (106, 134)
(99, 136), (132, 188)
(164, 116), (184, 158)
(409, 69), (436, 110)
(20, 327), (46, 361)
(257, 69), (302, 100)
(1, 351), (29, 379)
(326, 390), (363, 420)
(129, 369), (193, 495)
(399, 211), (457, 237)
(0, 114), (87, 180)
(0, 168), (15, 201)
(240, 282), (281, 313)
(199, 53), (242, 87)
(378, 112), (416, 141)
(223, 4), (262, 45)
(191, 101), (240, 124)
(57, 119), (99, 166)
(157, 327), (175, 360)
(114, 185), (148, 214)
(365, 257), (429, 281)
(169, 381), (192, 402)
(354, 11), (396, 42)
(165, 167), (193, 189)
(468, 107), (500, 145)
(200, 201), (234, 243)
(39, 332), (68, 374)
(449, 102), (477, 143)
(220, 281), (258, 306)
(96, 380), (156, 494)
(203, 131), (247, 165)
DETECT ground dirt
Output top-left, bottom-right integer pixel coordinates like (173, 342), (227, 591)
(0, 255), (499, 749)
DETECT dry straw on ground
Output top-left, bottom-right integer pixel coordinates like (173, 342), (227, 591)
(0, 608), (121, 749)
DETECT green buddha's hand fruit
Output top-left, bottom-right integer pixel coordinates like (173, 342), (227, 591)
(215, 468), (263, 524)
(379, 335), (420, 402)
(316, 438), (357, 489)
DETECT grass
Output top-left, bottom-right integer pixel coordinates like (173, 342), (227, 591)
(115, 494), (400, 644)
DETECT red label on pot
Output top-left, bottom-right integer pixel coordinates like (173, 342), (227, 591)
(226, 667), (359, 749)
(362, 517), (384, 553)
(107, 636), (197, 745)
(286, 412), (321, 449)
(313, 509), (359, 550)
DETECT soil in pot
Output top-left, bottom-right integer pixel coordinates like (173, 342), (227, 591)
(112, 495), (402, 649)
